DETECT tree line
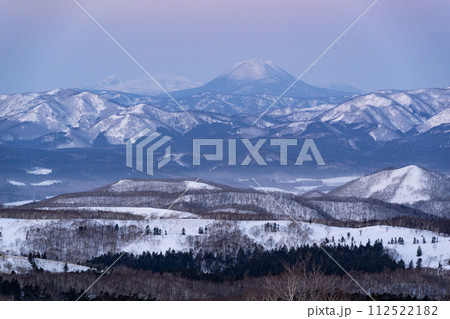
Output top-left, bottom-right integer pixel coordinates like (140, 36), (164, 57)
(89, 242), (404, 283)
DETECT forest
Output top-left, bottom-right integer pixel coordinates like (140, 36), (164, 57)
(89, 242), (404, 282)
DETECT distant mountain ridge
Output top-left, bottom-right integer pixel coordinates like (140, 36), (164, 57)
(0, 60), (449, 181)
(0, 86), (448, 148)
(92, 74), (202, 96)
(31, 174), (436, 221)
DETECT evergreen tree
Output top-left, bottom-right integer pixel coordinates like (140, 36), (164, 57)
(416, 246), (422, 257)
(181, 228), (186, 235)
(63, 263), (69, 272)
(416, 258), (422, 269)
(408, 260), (414, 268)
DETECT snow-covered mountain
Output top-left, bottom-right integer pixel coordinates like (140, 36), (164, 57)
(416, 108), (450, 133)
(1, 86), (448, 148)
(0, 89), (227, 147)
(329, 165), (450, 204)
(0, 60), (448, 185)
(320, 88), (450, 141)
(170, 59), (351, 98)
(92, 74), (202, 96)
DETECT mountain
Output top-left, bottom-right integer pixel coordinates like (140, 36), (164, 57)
(416, 108), (450, 133)
(0, 60), (449, 180)
(0, 89), (224, 147)
(320, 82), (366, 94)
(320, 88), (450, 141)
(329, 165), (450, 204)
(92, 74), (202, 96)
(170, 59), (351, 98)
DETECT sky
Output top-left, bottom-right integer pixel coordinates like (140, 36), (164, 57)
(0, 0), (449, 94)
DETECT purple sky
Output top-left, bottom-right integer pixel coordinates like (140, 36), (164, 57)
(1, 0), (449, 94)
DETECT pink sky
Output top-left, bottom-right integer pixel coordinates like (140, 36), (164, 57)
(1, 0), (449, 93)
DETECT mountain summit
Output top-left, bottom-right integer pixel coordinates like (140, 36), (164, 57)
(219, 59), (293, 82)
(170, 59), (350, 98)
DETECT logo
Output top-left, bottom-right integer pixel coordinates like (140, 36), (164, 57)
(126, 130), (325, 176)
(126, 129), (172, 176)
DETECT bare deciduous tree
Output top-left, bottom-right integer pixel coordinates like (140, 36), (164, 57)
(258, 255), (347, 301)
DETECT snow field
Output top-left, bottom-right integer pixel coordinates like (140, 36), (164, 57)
(0, 217), (448, 271)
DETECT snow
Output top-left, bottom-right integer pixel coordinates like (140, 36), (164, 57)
(366, 166), (430, 203)
(108, 179), (219, 193)
(0, 256), (32, 274)
(416, 108), (450, 133)
(0, 84), (447, 147)
(389, 166), (431, 203)
(185, 181), (218, 190)
(0, 255), (90, 274)
(7, 180), (26, 186)
(26, 167), (52, 175)
(33, 258), (90, 273)
(319, 89), (450, 136)
(252, 185), (317, 195)
(369, 124), (402, 142)
(0, 218), (447, 270)
(223, 59), (277, 81)
(331, 165), (449, 204)
(2, 200), (35, 207)
(30, 180), (62, 186)
(253, 186), (297, 194)
(40, 206), (197, 219)
(285, 176), (359, 187)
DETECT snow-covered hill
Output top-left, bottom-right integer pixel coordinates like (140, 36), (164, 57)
(33, 176), (436, 220)
(329, 165), (450, 204)
(0, 255), (90, 274)
(104, 179), (221, 193)
(0, 218), (448, 270)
